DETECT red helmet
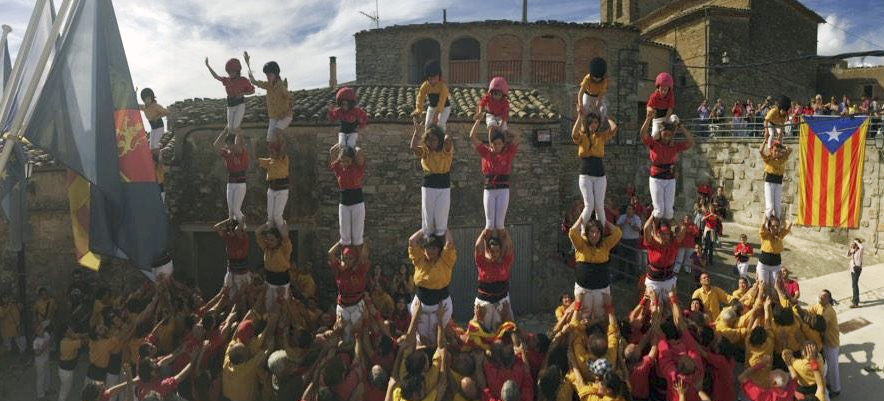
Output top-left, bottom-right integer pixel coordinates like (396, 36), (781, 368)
(655, 72), (673, 88)
(335, 87), (357, 104)
(225, 58), (242, 73)
(488, 76), (509, 95)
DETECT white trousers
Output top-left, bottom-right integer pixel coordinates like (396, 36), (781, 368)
(736, 262), (750, 277)
(649, 177), (676, 219)
(485, 113), (508, 131)
(35, 357), (50, 398)
(223, 271), (253, 297)
(266, 188), (289, 229)
(421, 187), (450, 236)
(338, 132), (359, 148)
(267, 116), (292, 142)
(645, 276), (677, 302)
(763, 182), (782, 218)
(823, 345), (841, 393)
(149, 127), (164, 150)
(265, 283), (290, 310)
(651, 117), (667, 140)
(474, 295), (513, 332)
(339, 202), (366, 246)
(226, 182), (247, 222)
(578, 175), (607, 223)
(425, 106), (452, 132)
(755, 261), (780, 286)
(581, 94), (608, 121)
(483, 189), (509, 230)
(766, 127), (783, 147)
(152, 261), (174, 281)
(409, 296), (453, 346)
(335, 299), (366, 343)
(675, 247), (693, 274)
(105, 373), (119, 401)
(227, 104), (245, 133)
(574, 283), (610, 321)
(58, 367), (74, 401)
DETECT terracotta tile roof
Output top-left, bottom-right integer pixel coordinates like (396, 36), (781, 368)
(356, 20), (640, 36)
(167, 85), (559, 128)
(0, 130), (176, 170)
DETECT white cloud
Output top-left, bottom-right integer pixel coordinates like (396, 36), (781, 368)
(818, 13), (884, 67)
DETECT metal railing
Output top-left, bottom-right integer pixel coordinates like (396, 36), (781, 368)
(448, 60), (480, 84)
(530, 60), (565, 84)
(487, 60), (521, 83)
(681, 115), (884, 139)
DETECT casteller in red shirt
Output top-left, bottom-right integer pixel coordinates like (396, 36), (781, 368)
(220, 148), (249, 173)
(482, 356), (534, 401)
(644, 236), (680, 268)
(330, 159), (365, 190)
(220, 76), (254, 99)
(476, 248), (515, 284)
(647, 90), (675, 111)
(479, 93), (509, 121)
(642, 134), (691, 176)
(136, 377), (179, 400)
(476, 143), (518, 177)
(705, 351), (736, 401)
(741, 378), (796, 401)
(222, 231), (249, 261)
(330, 259), (369, 306)
(629, 354), (655, 400)
(681, 223), (699, 248)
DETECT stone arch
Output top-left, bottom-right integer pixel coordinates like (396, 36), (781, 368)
(409, 38), (441, 84)
(449, 36), (481, 83)
(573, 37), (608, 81)
(487, 34), (523, 82)
(530, 35), (566, 83)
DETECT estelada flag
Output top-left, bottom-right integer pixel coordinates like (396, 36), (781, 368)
(797, 116), (868, 228)
(23, 0), (167, 270)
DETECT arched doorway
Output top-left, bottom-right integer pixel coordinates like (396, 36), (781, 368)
(530, 35), (565, 83)
(409, 38), (441, 84)
(449, 37), (480, 83)
(487, 34), (523, 83)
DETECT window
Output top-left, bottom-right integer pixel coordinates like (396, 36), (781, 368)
(638, 62), (649, 79)
(617, 0), (623, 18)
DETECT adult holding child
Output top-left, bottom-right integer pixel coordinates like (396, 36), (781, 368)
(640, 109), (695, 224)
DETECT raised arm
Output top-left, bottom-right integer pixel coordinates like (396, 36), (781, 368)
(408, 229), (424, 249)
(571, 111), (584, 144)
(213, 130), (227, 152)
(205, 58), (222, 81)
(500, 229), (514, 257)
(327, 241), (342, 270)
(242, 51), (258, 85)
(475, 229), (490, 255)
(409, 118), (423, 154)
(328, 143), (341, 168)
(469, 117), (483, 149)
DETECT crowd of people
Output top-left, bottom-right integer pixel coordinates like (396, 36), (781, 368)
(695, 94), (884, 137)
(0, 54), (853, 401)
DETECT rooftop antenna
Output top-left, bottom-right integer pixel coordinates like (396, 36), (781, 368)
(359, 0), (379, 29)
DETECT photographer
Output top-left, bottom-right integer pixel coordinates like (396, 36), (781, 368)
(847, 238), (864, 308)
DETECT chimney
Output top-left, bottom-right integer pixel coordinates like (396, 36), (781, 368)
(329, 56), (337, 88)
(443, 9), (447, 24)
(522, 0), (527, 23)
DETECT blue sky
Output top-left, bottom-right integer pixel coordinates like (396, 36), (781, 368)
(1, 0), (882, 103)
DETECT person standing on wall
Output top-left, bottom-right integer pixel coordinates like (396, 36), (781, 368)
(847, 238), (864, 308)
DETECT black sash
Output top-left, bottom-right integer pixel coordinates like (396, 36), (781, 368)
(650, 163), (675, 179)
(340, 120), (359, 134)
(227, 258), (248, 272)
(580, 157), (605, 177)
(647, 264), (675, 281)
(107, 353), (122, 374)
(427, 94), (451, 108)
(764, 173), (783, 184)
(264, 270), (290, 286)
(59, 358), (77, 371)
(477, 281), (509, 303)
(654, 108), (668, 118)
(227, 96), (245, 107)
(416, 286), (449, 306)
(758, 251), (781, 266)
(340, 188), (365, 206)
(575, 261), (610, 290)
(149, 119), (164, 130)
(228, 171), (246, 183)
(268, 178), (289, 190)
(423, 173), (451, 189)
(483, 174), (510, 189)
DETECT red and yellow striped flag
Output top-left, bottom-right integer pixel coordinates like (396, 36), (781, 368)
(66, 170), (101, 270)
(797, 116), (868, 228)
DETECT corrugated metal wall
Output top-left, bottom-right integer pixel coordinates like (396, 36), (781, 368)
(448, 225), (533, 322)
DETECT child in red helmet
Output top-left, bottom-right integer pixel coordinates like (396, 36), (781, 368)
(577, 57), (608, 121)
(244, 52), (294, 144)
(646, 72), (678, 140)
(205, 57), (255, 138)
(475, 76), (510, 137)
(328, 87), (368, 147)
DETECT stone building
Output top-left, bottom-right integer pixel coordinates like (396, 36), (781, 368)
(817, 61), (884, 103)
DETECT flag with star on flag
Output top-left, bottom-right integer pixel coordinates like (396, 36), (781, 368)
(797, 116), (868, 228)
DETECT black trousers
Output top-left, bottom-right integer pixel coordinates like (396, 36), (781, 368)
(851, 268), (862, 305)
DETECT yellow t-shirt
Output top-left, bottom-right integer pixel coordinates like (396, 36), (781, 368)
(575, 381), (602, 401)
(759, 226), (790, 254)
(800, 322), (823, 350)
(555, 305), (567, 321)
(714, 317), (748, 344)
(809, 303), (839, 347)
(790, 356), (823, 387)
(140, 103), (168, 122)
(90, 300), (106, 329)
(574, 129), (616, 159)
(415, 80), (449, 112)
(59, 337), (84, 362)
(289, 271), (316, 299)
(258, 155), (289, 181)
(569, 225), (622, 263)
(579, 75), (608, 97)
(89, 337), (119, 368)
(253, 78), (293, 119)
(415, 145), (453, 174)
(408, 243), (456, 289)
(222, 341), (265, 401)
(765, 107), (786, 126)
(571, 320), (619, 372)
(772, 320), (801, 353)
(33, 298), (56, 323)
(371, 288), (395, 318)
(258, 235), (292, 273)
(691, 286), (732, 321)
(396, 347), (443, 396)
(761, 153), (787, 175)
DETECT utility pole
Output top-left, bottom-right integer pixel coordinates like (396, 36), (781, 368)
(522, 0), (527, 23)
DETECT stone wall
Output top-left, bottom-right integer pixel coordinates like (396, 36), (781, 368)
(818, 65), (884, 101)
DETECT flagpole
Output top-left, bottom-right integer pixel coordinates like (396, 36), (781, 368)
(0, 25), (11, 60)
(0, 0), (76, 179)
(0, 0), (51, 123)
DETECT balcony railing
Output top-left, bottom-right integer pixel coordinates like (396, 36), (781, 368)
(448, 60), (480, 84)
(488, 60), (521, 83)
(531, 60), (565, 84)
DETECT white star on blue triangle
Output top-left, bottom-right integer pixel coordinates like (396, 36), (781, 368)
(806, 116), (865, 154)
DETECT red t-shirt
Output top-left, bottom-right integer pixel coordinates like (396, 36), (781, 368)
(330, 161), (365, 190)
(391, 310), (410, 335)
(642, 135), (691, 166)
(697, 183), (712, 196)
(220, 76), (254, 98)
(475, 249), (515, 283)
(171, 334), (200, 372)
(681, 223), (699, 248)
(220, 149), (249, 173)
(364, 384), (386, 401)
(703, 212), (720, 229)
(482, 358), (534, 401)
(136, 377), (179, 400)
(478, 93), (509, 120)
(629, 355), (655, 399)
(735, 243), (753, 261)
(328, 107), (368, 129)
(733, 105), (744, 117)
(647, 90), (675, 110)
(741, 379), (796, 401)
(705, 352), (736, 401)
(644, 237), (680, 268)
(476, 143), (518, 176)
(330, 260), (369, 305)
(330, 366), (362, 401)
(784, 279), (799, 298)
(223, 233), (249, 260)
